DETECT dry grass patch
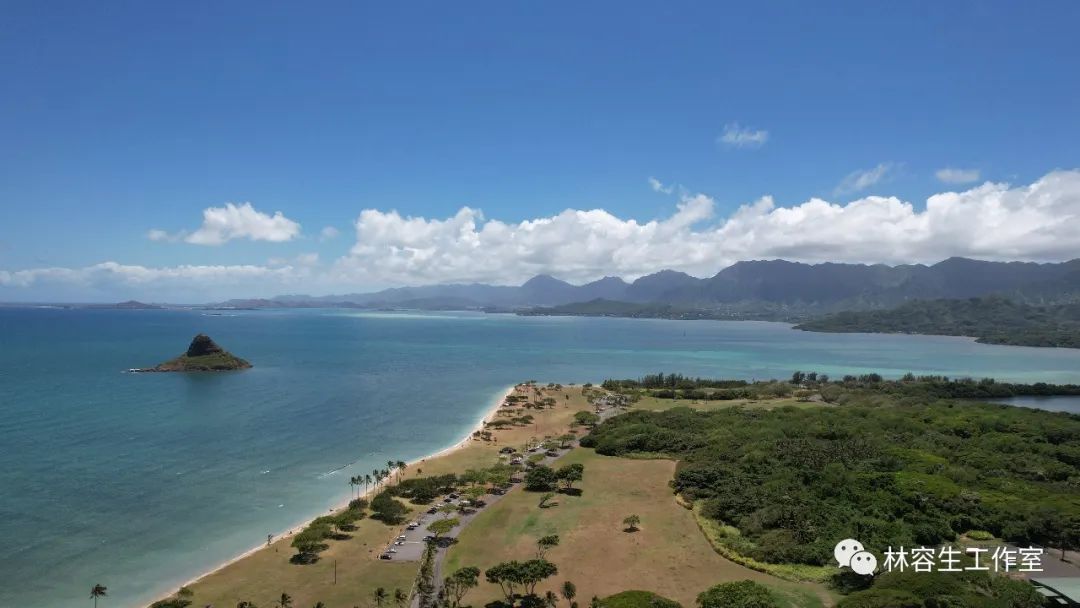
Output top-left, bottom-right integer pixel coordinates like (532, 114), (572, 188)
(444, 449), (828, 607)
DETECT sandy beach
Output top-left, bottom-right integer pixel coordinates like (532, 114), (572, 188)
(159, 383), (515, 603)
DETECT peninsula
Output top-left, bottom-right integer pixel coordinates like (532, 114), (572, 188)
(137, 334), (252, 372)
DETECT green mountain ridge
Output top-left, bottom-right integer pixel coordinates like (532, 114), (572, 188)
(795, 296), (1080, 348)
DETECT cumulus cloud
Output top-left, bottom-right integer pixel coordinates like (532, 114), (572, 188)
(718, 123), (769, 148)
(936, 167), (981, 184)
(834, 162), (898, 195)
(6, 170), (1080, 297)
(330, 169), (1080, 285)
(149, 203), (301, 245)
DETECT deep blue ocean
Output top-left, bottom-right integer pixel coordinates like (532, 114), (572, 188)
(3, 307), (1080, 608)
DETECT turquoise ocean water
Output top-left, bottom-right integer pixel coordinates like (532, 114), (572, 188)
(2, 307), (1080, 608)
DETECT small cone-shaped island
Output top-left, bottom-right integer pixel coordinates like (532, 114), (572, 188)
(141, 334), (252, 372)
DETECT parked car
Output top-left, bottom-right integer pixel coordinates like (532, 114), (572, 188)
(406, 523), (419, 530)
(380, 553), (393, 560)
(427, 507), (438, 514)
(397, 535), (407, 541)
(545, 450), (559, 457)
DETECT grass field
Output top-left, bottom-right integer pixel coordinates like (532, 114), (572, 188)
(443, 448), (831, 608)
(179, 384), (590, 608)
(175, 384), (833, 607)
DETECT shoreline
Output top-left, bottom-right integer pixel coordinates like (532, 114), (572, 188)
(156, 383), (515, 604)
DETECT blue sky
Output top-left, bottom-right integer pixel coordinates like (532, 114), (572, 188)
(2, 1), (1080, 301)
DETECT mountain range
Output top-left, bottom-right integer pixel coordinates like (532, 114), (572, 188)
(221, 257), (1080, 318)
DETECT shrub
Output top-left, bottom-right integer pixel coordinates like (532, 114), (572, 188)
(525, 465), (558, 491)
(599, 591), (682, 608)
(370, 490), (409, 524)
(696, 581), (778, 608)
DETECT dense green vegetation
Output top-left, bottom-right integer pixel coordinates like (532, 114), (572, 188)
(604, 372), (1080, 403)
(696, 581), (778, 608)
(582, 379), (1080, 592)
(834, 569), (1044, 608)
(797, 296), (1080, 348)
(599, 590), (683, 608)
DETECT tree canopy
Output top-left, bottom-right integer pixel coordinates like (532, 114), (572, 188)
(582, 383), (1080, 567)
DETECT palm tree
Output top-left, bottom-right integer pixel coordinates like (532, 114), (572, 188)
(561, 581), (577, 604)
(365, 473), (373, 493)
(90, 584), (107, 608)
(396, 460), (407, 482)
(349, 476), (358, 498)
(278, 592), (293, 608)
(545, 590), (558, 608)
(313, 603), (327, 608)
(373, 586), (388, 608)
(236, 602), (258, 608)
(393, 588), (408, 608)
(386, 460), (395, 475)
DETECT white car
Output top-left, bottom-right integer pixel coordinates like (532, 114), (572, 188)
(397, 535), (407, 541)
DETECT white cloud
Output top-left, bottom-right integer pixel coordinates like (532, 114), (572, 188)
(149, 203), (301, 246)
(0, 261), (301, 285)
(6, 170), (1080, 297)
(648, 177), (674, 194)
(936, 167), (981, 184)
(718, 123), (769, 148)
(320, 226), (340, 241)
(834, 162), (898, 195)
(330, 169), (1080, 285)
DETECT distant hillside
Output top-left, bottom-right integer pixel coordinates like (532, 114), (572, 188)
(228, 257), (1080, 314)
(519, 298), (803, 321)
(796, 296), (1080, 348)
